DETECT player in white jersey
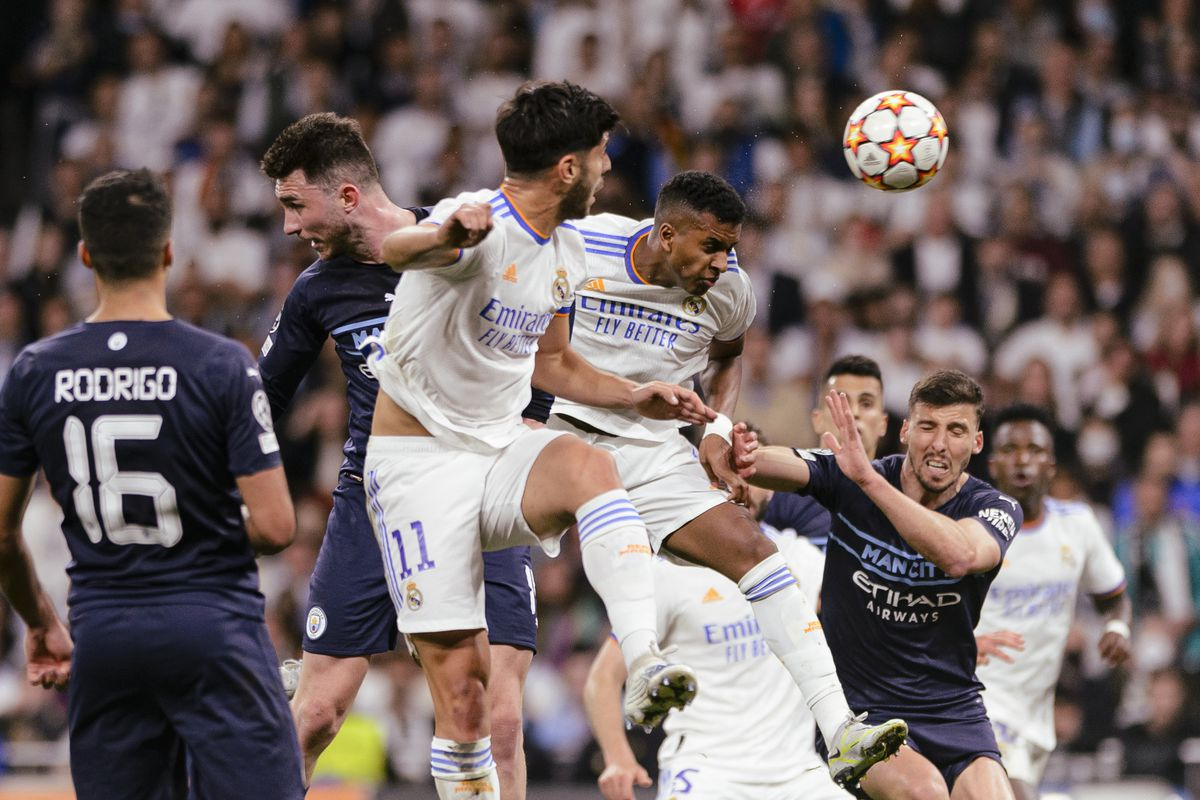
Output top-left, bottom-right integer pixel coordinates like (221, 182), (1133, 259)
(976, 404), (1131, 799)
(553, 171), (906, 791)
(585, 484), (852, 800)
(366, 82), (713, 800)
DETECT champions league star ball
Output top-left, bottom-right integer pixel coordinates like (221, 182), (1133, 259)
(842, 90), (949, 191)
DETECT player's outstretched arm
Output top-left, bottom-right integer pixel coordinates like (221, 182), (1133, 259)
(730, 423), (814, 493)
(822, 390), (1002, 577)
(0, 474), (72, 690)
(584, 638), (652, 800)
(381, 202), (493, 271)
(237, 467), (296, 555)
(533, 317), (716, 425)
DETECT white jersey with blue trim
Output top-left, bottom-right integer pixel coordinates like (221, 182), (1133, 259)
(976, 498), (1126, 751)
(552, 213), (756, 442)
(654, 531), (827, 778)
(372, 188), (585, 452)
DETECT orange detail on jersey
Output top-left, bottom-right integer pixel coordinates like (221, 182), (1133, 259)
(877, 92), (913, 113)
(502, 263), (518, 283)
(499, 187), (549, 240)
(845, 121), (867, 153)
(584, 277), (605, 292)
(701, 587), (724, 604)
(619, 544), (652, 557)
(803, 620), (824, 633)
(881, 130), (916, 166)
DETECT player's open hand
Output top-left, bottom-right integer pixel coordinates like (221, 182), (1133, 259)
(1098, 628), (1131, 667)
(438, 202), (493, 249)
(821, 390), (875, 486)
(25, 617), (72, 690)
(730, 422), (759, 476)
(631, 382), (716, 425)
(975, 630), (1024, 666)
(598, 760), (652, 800)
(700, 434), (750, 504)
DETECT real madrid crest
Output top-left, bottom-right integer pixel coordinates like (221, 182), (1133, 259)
(552, 267), (571, 305)
(405, 581), (424, 611)
(683, 295), (707, 315)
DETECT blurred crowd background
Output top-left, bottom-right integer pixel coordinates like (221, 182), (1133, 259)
(3, 0), (1200, 795)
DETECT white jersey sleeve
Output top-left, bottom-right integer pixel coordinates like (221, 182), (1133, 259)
(1079, 511), (1127, 598)
(371, 188), (584, 452)
(552, 214), (757, 442)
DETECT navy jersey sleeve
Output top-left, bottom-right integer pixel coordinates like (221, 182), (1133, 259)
(0, 352), (37, 477)
(257, 278), (326, 420)
(965, 485), (1023, 560)
(522, 388), (555, 424)
(791, 448), (843, 507)
(215, 347), (284, 477)
(408, 206), (432, 223)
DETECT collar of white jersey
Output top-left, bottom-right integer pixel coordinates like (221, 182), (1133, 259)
(492, 188), (551, 246)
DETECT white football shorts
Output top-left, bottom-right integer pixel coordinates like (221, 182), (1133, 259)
(363, 427), (567, 635)
(991, 719), (1050, 787)
(547, 417), (727, 551)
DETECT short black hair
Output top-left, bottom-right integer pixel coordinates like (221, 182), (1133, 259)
(992, 404), (1056, 437)
(654, 171), (746, 226)
(260, 112), (380, 188)
(495, 81), (619, 175)
(77, 169), (172, 283)
(908, 369), (984, 425)
(826, 354), (883, 387)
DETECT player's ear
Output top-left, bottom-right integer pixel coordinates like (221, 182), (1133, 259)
(973, 430), (984, 454)
(162, 240), (173, 269)
(557, 152), (580, 185)
(339, 184), (360, 212)
(659, 222), (675, 251)
(78, 241), (93, 271)
(898, 419), (909, 444)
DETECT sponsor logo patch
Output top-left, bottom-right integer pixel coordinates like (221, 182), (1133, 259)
(978, 507), (1017, 540)
(306, 606), (327, 640)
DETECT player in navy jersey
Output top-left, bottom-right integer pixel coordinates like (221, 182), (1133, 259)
(762, 356), (888, 546)
(0, 169), (303, 799)
(734, 370), (1021, 799)
(258, 113), (541, 796)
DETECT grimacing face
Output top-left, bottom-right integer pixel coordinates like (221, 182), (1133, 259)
(900, 402), (983, 496)
(274, 169), (355, 260)
(989, 419), (1055, 514)
(813, 373), (887, 457)
(664, 211), (741, 296)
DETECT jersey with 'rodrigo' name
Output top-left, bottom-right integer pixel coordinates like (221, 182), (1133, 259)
(654, 532), (827, 777)
(0, 320), (279, 615)
(802, 452), (1022, 714)
(976, 498), (1125, 751)
(372, 189), (586, 451)
(552, 213), (755, 441)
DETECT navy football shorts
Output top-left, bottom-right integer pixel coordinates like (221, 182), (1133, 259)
(68, 603), (303, 800)
(304, 480), (537, 656)
(819, 695), (1002, 792)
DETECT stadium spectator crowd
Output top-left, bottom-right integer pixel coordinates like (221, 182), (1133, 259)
(1, 0), (1200, 794)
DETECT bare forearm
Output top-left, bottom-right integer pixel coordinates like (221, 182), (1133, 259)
(1094, 591), (1132, 625)
(745, 446), (812, 493)
(0, 536), (55, 629)
(700, 356), (741, 417)
(381, 225), (459, 271)
(533, 350), (636, 410)
(858, 473), (995, 576)
(584, 670), (637, 766)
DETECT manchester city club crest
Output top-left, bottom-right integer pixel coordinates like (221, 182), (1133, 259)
(683, 295), (707, 315)
(552, 267), (570, 304)
(405, 581), (424, 611)
(306, 606), (327, 640)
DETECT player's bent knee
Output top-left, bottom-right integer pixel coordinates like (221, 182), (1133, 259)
(565, 442), (621, 491)
(293, 694), (348, 748)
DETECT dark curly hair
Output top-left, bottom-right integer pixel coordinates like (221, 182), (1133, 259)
(654, 170), (746, 226)
(77, 168), (172, 283)
(495, 81), (619, 175)
(260, 112), (380, 188)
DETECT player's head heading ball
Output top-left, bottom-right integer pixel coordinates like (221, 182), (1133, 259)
(260, 112), (380, 189)
(655, 171), (746, 228)
(495, 81), (619, 176)
(76, 168), (172, 283)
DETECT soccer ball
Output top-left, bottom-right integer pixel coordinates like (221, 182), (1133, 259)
(842, 90), (949, 191)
